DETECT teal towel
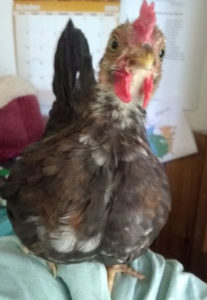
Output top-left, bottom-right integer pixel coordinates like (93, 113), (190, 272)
(0, 207), (13, 237)
(0, 236), (206, 300)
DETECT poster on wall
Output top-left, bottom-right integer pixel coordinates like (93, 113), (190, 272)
(146, 99), (197, 162)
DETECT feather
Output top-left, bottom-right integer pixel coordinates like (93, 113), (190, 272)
(1, 12), (170, 278)
(45, 20), (95, 136)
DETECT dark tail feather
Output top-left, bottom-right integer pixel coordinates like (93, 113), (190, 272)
(45, 20), (95, 135)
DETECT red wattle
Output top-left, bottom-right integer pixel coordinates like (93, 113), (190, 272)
(114, 70), (132, 103)
(143, 75), (153, 108)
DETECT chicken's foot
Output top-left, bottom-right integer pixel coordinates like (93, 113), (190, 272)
(21, 245), (30, 255)
(107, 264), (145, 293)
(48, 262), (58, 277)
(21, 244), (57, 278)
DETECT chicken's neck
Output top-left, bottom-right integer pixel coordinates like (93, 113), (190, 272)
(91, 84), (146, 134)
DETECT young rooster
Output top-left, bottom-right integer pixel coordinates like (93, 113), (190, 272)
(2, 0), (171, 293)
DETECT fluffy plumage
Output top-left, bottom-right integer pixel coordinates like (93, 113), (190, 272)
(2, 2), (171, 273)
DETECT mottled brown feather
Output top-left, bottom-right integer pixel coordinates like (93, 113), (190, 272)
(2, 19), (171, 266)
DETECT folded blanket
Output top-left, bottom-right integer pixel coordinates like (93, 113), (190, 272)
(0, 236), (206, 300)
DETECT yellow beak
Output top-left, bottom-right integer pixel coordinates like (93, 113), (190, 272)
(139, 53), (154, 70)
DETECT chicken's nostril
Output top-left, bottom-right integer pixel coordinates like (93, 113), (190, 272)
(141, 42), (153, 53)
(129, 59), (136, 66)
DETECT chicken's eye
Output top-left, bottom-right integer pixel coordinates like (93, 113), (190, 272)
(109, 38), (119, 51)
(159, 49), (165, 61)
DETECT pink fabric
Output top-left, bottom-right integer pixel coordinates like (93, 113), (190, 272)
(0, 95), (44, 162)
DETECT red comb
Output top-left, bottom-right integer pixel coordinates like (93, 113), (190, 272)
(133, 0), (156, 44)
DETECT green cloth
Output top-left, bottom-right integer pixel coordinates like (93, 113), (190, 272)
(0, 207), (13, 237)
(0, 167), (10, 177)
(0, 237), (206, 299)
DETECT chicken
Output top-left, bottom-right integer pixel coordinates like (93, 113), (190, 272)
(1, 0), (171, 293)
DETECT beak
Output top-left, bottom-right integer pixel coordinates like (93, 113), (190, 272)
(138, 43), (154, 70)
(139, 53), (154, 70)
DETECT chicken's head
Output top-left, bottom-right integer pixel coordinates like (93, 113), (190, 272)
(99, 0), (165, 109)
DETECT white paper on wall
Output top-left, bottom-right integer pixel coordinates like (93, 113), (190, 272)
(0, 0), (16, 76)
(146, 98), (198, 162)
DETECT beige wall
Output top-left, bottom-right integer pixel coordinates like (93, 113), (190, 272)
(187, 54), (207, 132)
